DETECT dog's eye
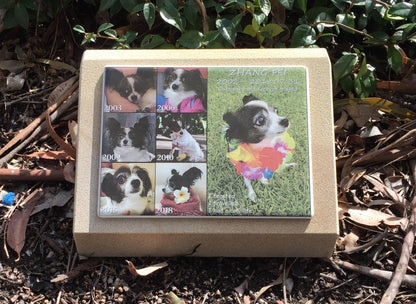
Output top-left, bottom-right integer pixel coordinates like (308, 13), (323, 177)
(255, 115), (265, 126)
(117, 175), (127, 184)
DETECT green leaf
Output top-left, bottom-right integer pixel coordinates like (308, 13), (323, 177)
(354, 68), (376, 97)
(120, 0), (136, 12)
(73, 25), (86, 34)
(294, 0), (307, 13)
(336, 13), (355, 34)
(259, 23), (284, 38)
(104, 29), (117, 38)
(291, 24), (316, 47)
(201, 30), (221, 46)
(243, 24), (257, 37)
(387, 44), (403, 73)
(365, 31), (389, 44)
(97, 23), (114, 33)
(123, 31), (138, 44)
(141, 34), (165, 49)
(143, 3), (155, 29)
(331, 0), (349, 11)
(277, 0), (294, 9)
(184, 0), (199, 28)
(99, 0), (117, 11)
(216, 18), (238, 47)
(397, 23), (416, 41)
(388, 2), (413, 19)
(158, 1), (184, 32)
(259, 0), (271, 16)
(333, 53), (358, 86)
(3, 9), (18, 30)
(178, 30), (203, 48)
(14, 2), (29, 30)
(315, 12), (334, 33)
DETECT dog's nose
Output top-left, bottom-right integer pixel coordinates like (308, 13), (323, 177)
(172, 84), (178, 90)
(280, 118), (289, 128)
(123, 139), (128, 145)
(131, 179), (141, 190)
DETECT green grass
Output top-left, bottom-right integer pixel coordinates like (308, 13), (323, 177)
(206, 67), (312, 217)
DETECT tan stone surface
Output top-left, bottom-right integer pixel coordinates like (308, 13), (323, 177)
(74, 49), (337, 257)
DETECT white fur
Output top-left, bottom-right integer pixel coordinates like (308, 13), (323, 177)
(170, 128), (204, 161)
(113, 146), (154, 162)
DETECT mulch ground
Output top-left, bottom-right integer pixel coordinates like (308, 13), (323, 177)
(1, 12), (416, 304)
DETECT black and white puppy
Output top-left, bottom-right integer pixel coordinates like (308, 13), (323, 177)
(162, 167), (203, 194)
(168, 120), (204, 162)
(103, 116), (154, 162)
(223, 94), (296, 202)
(100, 165), (153, 216)
(163, 68), (206, 112)
(105, 67), (155, 111)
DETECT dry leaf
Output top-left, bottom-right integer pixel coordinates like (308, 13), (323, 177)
(345, 104), (380, 128)
(31, 188), (73, 215)
(126, 260), (168, 277)
(50, 274), (69, 283)
(341, 227), (360, 250)
(68, 120), (78, 149)
(234, 278), (249, 296)
(338, 202), (407, 230)
(254, 274), (283, 303)
(63, 161), (76, 183)
(6, 190), (43, 261)
(167, 291), (185, 304)
(364, 174), (408, 207)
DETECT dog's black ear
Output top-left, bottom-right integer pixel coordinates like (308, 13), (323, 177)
(243, 94), (259, 104)
(223, 112), (245, 142)
(105, 68), (124, 89)
(164, 67), (174, 76)
(134, 116), (150, 130)
(171, 169), (179, 175)
(182, 167), (202, 187)
(136, 68), (155, 86)
(106, 117), (121, 131)
(135, 167), (152, 197)
(102, 173), (124, 203)
(167, 120), (181, 132)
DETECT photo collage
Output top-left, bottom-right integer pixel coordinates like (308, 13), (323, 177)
(99, 66), (312, 218)
(100, 67), (207, 217)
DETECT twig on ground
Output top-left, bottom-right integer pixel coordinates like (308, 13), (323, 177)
(0, 168), (65, 181)
(342, 228), (388, 254)
(0, 88), (78, 166)
(380, 160), (416, 304)
(0, 78), (78, 165)
(333, 259), (416, 289)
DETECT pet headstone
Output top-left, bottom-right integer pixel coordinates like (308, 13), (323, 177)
(74, 49), (337, 257)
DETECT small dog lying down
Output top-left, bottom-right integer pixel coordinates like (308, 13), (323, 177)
(223, 94), (296, 202)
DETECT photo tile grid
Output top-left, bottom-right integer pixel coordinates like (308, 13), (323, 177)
(99, 66), (312, 218)
(100, 66), (208, 217)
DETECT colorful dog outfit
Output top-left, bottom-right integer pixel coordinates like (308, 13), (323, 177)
(157, 187), (205, 216)
(164, 96), (205, 113)
(226, 132), (295, 180)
